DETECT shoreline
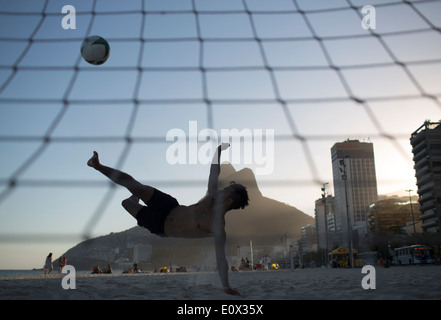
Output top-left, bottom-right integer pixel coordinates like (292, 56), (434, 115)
(0, 269), (210, 281)
(1, 265), (441, 300)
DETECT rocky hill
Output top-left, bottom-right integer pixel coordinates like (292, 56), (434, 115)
(219, 163), (314, 244)
(60, 164), (315, 270)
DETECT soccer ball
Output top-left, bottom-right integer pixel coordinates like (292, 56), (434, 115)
(81, 35), (110, 65)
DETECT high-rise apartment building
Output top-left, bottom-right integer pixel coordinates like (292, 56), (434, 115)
(410, 121), (441, 233)
(366, 197), (420, 233)
(331, 140), (378, 248)
(301, 224), (317, 253)
(314, 195), (335, 251)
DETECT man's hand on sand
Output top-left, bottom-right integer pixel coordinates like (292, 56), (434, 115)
(224, 286), (241, 296)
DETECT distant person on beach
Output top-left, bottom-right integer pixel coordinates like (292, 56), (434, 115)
(58, 256), (67, 273)
(133, 263), (141, 273)
(44, 253), (53, 275)
(92, 265), (102, 274)
(104, 264), (112, 274)
(87, 143), (249, 296)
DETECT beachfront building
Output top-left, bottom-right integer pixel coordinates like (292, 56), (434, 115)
(331, 140), (378, 249)
(301, 224), (317, 253)
(326, 210), (338, 247)
(367, 197), (421, 234)
(314, 195), (335, 251)
(410, 120), (441, 233)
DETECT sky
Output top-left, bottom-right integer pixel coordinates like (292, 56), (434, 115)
(0, 0), (440, 269)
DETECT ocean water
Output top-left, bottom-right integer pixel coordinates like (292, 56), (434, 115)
(0, 269), (46, 278)
(0, 269), (90, 279)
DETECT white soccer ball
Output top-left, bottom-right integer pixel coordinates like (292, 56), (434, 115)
(81, 35), (110, 65)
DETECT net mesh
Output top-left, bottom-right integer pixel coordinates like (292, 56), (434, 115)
(0, 0), (440, 244)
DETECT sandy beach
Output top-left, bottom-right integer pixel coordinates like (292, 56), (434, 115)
(1, 265), (441, 300)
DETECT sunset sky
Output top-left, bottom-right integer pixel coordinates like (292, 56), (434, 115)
(0, 0), (440, 269)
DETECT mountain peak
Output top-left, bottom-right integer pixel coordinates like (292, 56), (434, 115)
(219, 163), (262, 197)
(219, 162), (236, 176)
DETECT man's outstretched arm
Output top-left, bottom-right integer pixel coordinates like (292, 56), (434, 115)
(207, 143), (229, 195)
(213, 215), (240, 296)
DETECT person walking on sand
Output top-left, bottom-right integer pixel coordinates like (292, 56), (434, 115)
(58, 257), (63, 273)
(44, 253), (53, 276)
(87, 143), (249, 296)
(57, 256), (67, 273)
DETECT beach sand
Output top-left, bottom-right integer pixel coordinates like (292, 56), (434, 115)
(1, 265), (441, 300)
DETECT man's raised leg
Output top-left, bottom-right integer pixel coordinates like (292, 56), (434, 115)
(122, 195), (143, 219)
(87, 151), (154, 204)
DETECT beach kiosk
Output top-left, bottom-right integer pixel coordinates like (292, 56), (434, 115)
(329, 246), (363, 267)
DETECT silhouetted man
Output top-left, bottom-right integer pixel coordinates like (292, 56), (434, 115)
(87, 143), (249, 295)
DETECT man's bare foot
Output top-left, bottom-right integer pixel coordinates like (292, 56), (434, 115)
(87, 151), (100, 169)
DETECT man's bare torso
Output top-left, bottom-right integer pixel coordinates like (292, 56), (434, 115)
(164, 194), (221, 238)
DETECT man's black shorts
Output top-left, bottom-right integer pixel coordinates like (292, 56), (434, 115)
(136, 188), (179, 237)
